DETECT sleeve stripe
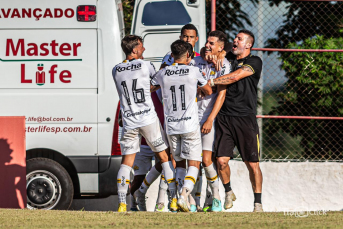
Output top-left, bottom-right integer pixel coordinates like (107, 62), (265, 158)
(242, 64), (255, 74)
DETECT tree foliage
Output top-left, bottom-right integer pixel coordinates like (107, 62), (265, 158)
(266, 1), (343, 49)
(265, 35), (343, 159)
(206, 0), (258, 41)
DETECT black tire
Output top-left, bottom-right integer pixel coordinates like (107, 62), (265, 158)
(26, 158), (74, 210)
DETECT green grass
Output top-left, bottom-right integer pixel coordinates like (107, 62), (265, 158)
(0, 209), (342, 228)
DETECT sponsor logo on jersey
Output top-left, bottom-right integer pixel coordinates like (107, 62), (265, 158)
(167, 116), (191, 122)
(133, 165), (139, 170)
(116, 63), (142, 72)
(123, 108), (151, 118)
(165, 68), (189, 76)
(151, 137), (164, 148)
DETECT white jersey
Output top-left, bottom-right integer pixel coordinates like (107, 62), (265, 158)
(112, 59), (157, 129)
(190, 57), (231, 123)
(151, 63), (207, 135)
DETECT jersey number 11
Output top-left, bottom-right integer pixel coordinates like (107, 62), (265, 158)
(170, 85), (186, 111)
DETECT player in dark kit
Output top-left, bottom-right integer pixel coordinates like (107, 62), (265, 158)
(208, 30), (264, 212)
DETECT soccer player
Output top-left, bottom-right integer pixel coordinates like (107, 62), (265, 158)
(209, 30), (264, 212)
(161, 23), (200, 69)
(151, 40), (212, 212)
(190, 30), (232, 212)
(156, 23), (204, 212)
(129, 89), (165, 211)
(112, 35), (177, 212)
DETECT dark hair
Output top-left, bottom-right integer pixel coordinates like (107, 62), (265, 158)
(121, 35), (143, 55)
(208, 30), (227, 46)
(238, 29), (255, 48)
(171, 40), (193, 60)
(181, 24), (199, 37)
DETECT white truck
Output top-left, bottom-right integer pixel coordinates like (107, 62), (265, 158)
(0, 0), (205, 210)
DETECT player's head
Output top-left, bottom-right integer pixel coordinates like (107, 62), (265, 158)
(180, 24), (199, 48)
(205, 30), (227, 56)
(232, 29), (255, 55)
(171, 40), (193, 65)
(121, 35), (145, 59)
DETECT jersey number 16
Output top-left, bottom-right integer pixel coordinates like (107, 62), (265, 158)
(121, 79), (145, 105)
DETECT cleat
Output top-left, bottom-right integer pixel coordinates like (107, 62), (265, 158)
(118, 203), (127, 212)
(130, 207), (139, 211)
(170, 198), (178, 212)
(203, 205), (212, 212)
(155, 202), (165, 212)
(130, 195), (138, 211)
(190, 204), (197, 212)
(134, 190), (147, 211)
(224, 190), (236, 210)
(211, 198), (222, 212)
(177, 196), (190, 212)
(196, 205), (203, 212)
(253, 203), (263, 212)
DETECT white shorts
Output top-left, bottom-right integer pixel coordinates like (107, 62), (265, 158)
(167, 127), (202, 162)
(200, 121), (215, 152)
(120, 119), (168, 155)
(133, 146), (157, 176)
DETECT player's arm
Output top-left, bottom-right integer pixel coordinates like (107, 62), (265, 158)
(199, 83), (212, 96)
(150, 84), (160, 92)
(201, 85), (226, 134)
(209, 66), (253, 86)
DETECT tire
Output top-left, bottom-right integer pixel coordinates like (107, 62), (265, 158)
(26, 158), (74, 210)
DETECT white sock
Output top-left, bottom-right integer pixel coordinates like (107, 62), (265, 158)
(195, 174), (202, 206)
(182, 166), (199, 195)
(139, 165), (161, 194)
(175, 167), (187, 195)
(117, 164), (131, 204)
(161, 161), (177, 198)
(157, 172), (168, 204)
(204, 163), (220, 200)
(205, 181), (213, 205)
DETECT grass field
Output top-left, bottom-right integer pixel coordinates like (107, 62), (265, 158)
(0, 209), (342, 228)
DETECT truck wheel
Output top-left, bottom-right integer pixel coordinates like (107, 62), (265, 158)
(26, 158), (74, 210)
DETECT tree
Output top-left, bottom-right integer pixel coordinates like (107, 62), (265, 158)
(265, 35), (343, 160)
(266, 1), (343, 49)
(205, 0), (258, 41)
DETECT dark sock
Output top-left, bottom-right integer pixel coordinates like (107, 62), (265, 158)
(223, 182), (232, 192)
(254, 193), (262, 204)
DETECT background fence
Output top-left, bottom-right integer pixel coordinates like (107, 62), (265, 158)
(122, 0), (343, 161)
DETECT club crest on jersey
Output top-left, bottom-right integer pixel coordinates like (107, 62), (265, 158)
(165, 68), (189, 76)
(210, 70), (215, 76)
(116, 63), (142, 72)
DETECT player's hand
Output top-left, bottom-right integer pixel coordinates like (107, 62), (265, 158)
(197, 87), (205, 99)
(201, 120), (213, 134)
(214, 50), (226, 71)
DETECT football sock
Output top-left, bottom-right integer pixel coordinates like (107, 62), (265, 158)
(117, 164), (131, 204)
(205, 182), (213, 206)
(157, 172), (168, 204)
(204, 163), (220, 200)
(195, 174), (202, 206)
(139, 165), (160, 194)
(175, 167), (187, 195)
(223, 181), (232, 192)
(182, 166), (199, 195)
(189, 192), (196, 206)
(161, 161), (177, 198)
(254, 193), (262, 204)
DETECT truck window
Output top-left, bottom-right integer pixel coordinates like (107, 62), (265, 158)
(142, 1), (191, 26)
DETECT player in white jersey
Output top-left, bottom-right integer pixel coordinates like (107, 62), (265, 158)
(190, 30), (232, 212)
(157, 24), (204, 212)
(151, 40), (212, 212)
(112, 35), (177, 212)
(161, 24), (201, 69)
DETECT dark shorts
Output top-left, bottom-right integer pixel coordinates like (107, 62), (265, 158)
(214, 114), (260, 162)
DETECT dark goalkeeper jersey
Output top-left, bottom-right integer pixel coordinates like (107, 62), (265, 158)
(220, 53), (262, 116)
